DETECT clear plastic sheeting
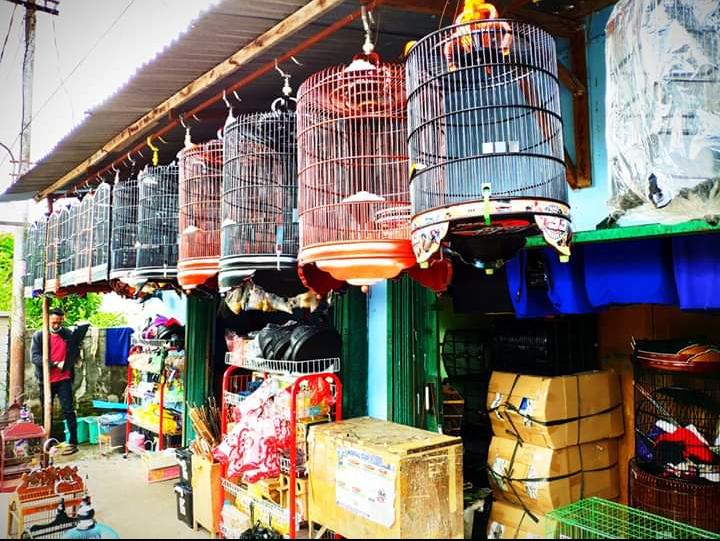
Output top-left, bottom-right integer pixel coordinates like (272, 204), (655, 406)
(606, 0), (720, 224)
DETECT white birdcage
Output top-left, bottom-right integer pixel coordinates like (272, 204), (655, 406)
(45, 211), (61, 292)
(59, 201), (80, 288)
(90, 182), (112, 284)
(110, 178), (139, 282)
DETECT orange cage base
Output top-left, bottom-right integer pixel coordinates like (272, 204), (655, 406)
(299, 241), (453, 294)
(178, 257), (219, 290)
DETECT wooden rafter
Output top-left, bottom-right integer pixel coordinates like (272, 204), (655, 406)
(37, 0), (346, 200)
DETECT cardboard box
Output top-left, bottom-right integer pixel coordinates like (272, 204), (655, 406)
(308, 417), (463, 539)
(487, 500), (546, 539)
(487, 371), (624, 449)
(487, 436), (619, 514)
(191, 455), (222, 535)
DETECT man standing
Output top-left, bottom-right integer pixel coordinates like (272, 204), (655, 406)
(30, 308), (90, 456)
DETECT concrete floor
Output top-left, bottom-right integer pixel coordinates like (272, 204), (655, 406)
(0, 445), (210, 539)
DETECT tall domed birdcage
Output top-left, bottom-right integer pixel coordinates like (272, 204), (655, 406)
(297, 14), (450, 294)
(59, 201), (79, 289)
(405, 2), (571, 280)
(135, 164), (179, 286)
(73, 193), (94, 285)
(32, 217), (47, 294)
(110, 177), (139, 287)
(45, 211), (61, 293)
(220, 95), (300, 293)
(178, 139), (223, 291)
(23, 222), (39, 298)
(90, 182), (112, 284)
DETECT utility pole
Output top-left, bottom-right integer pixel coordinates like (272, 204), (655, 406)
(6, 0), (58, 425)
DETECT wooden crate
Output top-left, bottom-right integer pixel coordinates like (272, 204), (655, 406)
(308, 417), (463, 539)
(191, 455), (222, 536)
(279, 473), (308, 522)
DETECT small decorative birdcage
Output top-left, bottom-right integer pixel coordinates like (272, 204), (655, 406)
(135, 164), (179, 284)
(45, 212), (61, 292)
(73, 193), (93, 285)
(178, 140), (222, 290)
(90, 182), (112, 284)
(59, 201), (79, 288)
(32, 217), (46, 294)
(220, 109), (298, 290)
(110, 178), (139, 283)
(297, 40), (450, 293)
(405, 3), (571, 279)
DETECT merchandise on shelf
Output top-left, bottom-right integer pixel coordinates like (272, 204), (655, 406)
(130, 403), (180, 435)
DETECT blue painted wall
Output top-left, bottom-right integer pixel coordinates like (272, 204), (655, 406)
(560, 6), (615, 232)
(366, 280), (388, 419)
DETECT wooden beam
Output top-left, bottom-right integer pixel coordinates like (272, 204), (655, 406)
(558, 62), (585, 96)
(514, 7), (580, 37)
(564, 146), (578, 190)
(37, 0), (345, 200)
(568, 28), (592, 188)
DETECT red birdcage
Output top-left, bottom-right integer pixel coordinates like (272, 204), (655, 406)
(178, 139), (223, 291)
(297, 42), (450, 294)
(405, 2), (571, 282)
(44, 211), (61, 293)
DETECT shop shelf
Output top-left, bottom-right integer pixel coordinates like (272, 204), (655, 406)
(223, 354), (341, 375)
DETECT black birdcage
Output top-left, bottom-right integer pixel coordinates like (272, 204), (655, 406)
(178, 140), (222, 291)
(220, 110), (298, 291)
(110, 178), (139, 282)
(405, 15), (571, 274)
(23, 222), (38, 298)
(73, 194), (93, 285)
(59, 202), (79, 288)
(135, 164), (179, 283)
(91, 182), (112, 283)
(32, 217), (47, 293)
(45, 211), (61, 292)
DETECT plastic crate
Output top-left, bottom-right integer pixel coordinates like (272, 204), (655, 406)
(545, 497), (720, 539)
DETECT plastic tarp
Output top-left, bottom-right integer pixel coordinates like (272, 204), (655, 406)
(606, 0), (720, 224)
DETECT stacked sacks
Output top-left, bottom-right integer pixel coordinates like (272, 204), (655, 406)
(486, 371), (625, 538)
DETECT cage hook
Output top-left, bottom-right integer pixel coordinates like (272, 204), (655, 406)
(361, 5), (375, 55)
(274, 59), (293, 97)
(111, 163), (120, 184)
(180, 115), (192, 148)
(147, 136), (159, 166)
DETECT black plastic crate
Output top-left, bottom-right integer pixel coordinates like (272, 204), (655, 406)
(175, 447), (192, 486)
(174, 482), (193, 528)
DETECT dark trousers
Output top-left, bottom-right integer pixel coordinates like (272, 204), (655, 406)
(39, 379), (78, 445)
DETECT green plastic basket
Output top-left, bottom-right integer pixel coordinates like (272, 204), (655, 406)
(545, 498), (720, 539)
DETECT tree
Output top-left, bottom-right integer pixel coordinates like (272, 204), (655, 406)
(25, 294), (103, 329)
(0, 233), (13, 312)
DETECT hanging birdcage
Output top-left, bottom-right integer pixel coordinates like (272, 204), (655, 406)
(405, 5), (571, 278)
(59, 201), (80, 288)
(297, 50), (425, 292)
(135, 164), (179, 283)
(33, 217), (47, 293)
(45, 211), (61, 292)
(23, 223), (38, 298)
(91, 182), (112, 284)
(220, 109), (298, 290)
(110, 178), (139, 283)
(178, 140), (222, 290)
(73, 194), (94, 285)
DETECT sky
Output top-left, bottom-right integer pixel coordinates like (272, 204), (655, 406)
(0, 0), (218, 223)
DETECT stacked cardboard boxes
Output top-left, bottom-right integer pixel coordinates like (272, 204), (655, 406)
(485, 370), (625, 538)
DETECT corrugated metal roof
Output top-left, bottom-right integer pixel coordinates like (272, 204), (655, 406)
(2, 0), (442, 201)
